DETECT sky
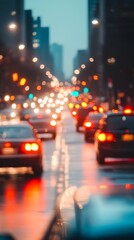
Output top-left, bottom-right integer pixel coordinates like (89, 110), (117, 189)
(25, 0), (88, 79)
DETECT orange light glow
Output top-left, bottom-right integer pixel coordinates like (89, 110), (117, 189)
(12, 72), (18, 81)
(84, 121), (92, 128)
(93, 105), (98, 111)
(72, 111), (77, 116)
(36, 85), (42, 91)
(98, 133), (114, 142)
(50, 120), (56, 126)
(125, 183), (134, 189)
(21, 142), (39, 153)
(26, 143), (39, 151)
(75, 104), (80, 109)
(123, 108), (133, 114)
(68, 103), (74, 109)
(98, 107), (104, 113)
(81, 81), (86, 86)
(98, 133), (106, 141)
(81, 102), (88, 108)
(4, 142), (12, 148)
(19, 78), (26, 86)
(93, 75), (99, 80)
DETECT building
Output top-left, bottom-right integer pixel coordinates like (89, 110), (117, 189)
(32, 17), (52, 70)
(0, 0), (25, 51)
(88, 0), (134, 107)
(51, 43), (64, 81)
(25, 9), (33, 57)
(73, 49), (88, 70)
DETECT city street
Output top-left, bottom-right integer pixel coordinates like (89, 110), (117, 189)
(1, 107), (134, 239)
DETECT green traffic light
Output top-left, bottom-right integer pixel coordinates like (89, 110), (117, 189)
(83, 87), (89, 93)
(71, 90), (79, 97)
(28, 93), (34, 99)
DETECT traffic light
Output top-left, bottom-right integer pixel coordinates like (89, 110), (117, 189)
(12, 72), (18, 82)
(83, 87), (89, 93)
(28, 93), (34, 100)
(71, 90), (79, 97)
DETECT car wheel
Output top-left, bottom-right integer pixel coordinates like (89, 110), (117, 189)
(96, 152), (105, 165)
(32, 165), (43, 177)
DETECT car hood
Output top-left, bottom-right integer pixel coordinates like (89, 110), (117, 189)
(57, 184), (134, 239)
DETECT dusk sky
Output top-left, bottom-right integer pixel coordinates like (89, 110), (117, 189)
(25, 0), (88, 79)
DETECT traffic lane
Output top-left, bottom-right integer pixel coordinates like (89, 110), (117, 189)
(61, 108), (134, 188)
(67, 137), (134, 187)
(0, 136), (60, 240)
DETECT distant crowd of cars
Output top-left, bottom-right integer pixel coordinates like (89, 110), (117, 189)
(69, 98), (134, 165)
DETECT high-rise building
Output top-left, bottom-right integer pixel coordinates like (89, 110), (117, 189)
(0, 0), (25, 50)
(32, 17), (52, 70)
(87, 0), (99, 56)
(51, 43), (64, 81)
(25, 10), (33, 57)
(88, 0), (134, 106)
(73, 50), (88, 70)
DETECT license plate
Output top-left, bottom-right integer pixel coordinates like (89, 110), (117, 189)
(122, 134), (133, 141)
(2, 148), (16, 155)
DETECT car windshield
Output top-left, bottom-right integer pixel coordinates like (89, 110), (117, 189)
(106, 115), (134, 131)
(30, 114), (51, 121)
(89, 113), (103, 121)
(0, 126), (34, 139)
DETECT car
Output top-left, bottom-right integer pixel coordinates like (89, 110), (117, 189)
(83, 111), (104, 142)
(48, 185), (134, 240)
(28, 112), (57, 140)
(74, 106), (92, 132)
(19, 107), (34, 121)
(94, 109), (134, 165)
(0, 107), (20, 121)
(0, 120), (43, 176)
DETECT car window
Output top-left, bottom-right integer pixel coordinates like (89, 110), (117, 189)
(106, 115), (134, 131)
(0, 126), (34, 139)
(89, 113), (103, 121)
(30, 114), (51, 120)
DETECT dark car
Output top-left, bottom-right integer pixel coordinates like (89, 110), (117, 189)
(28, 113), (57, 139)
(19, 108), (34, 121)
(94, 110), (134, 164)
(0, 121), (43, 176)
(83, 111), (104, 142)
(74, 106), (92, 132)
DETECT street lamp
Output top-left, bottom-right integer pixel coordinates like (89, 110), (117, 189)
(18, 44), (25, 50)
(8, 23), (17, 31)
(92, 19), (99, 25)
(32, 57), (38, 63)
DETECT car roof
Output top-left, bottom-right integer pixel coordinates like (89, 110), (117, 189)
(0, 120), (31, 127)
(88, 111), (104, 117)
(102, 111), (134, 118)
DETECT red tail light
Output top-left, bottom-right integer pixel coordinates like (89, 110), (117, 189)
(123, 107), (133, 114)
(20, 142), (40, 154)
(4, 142), (12, 148)
(98, 133), (114, 142)
(84, 121), (92, 128)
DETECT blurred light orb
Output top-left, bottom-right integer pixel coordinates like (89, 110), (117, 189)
(4, 95), (10, 102)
